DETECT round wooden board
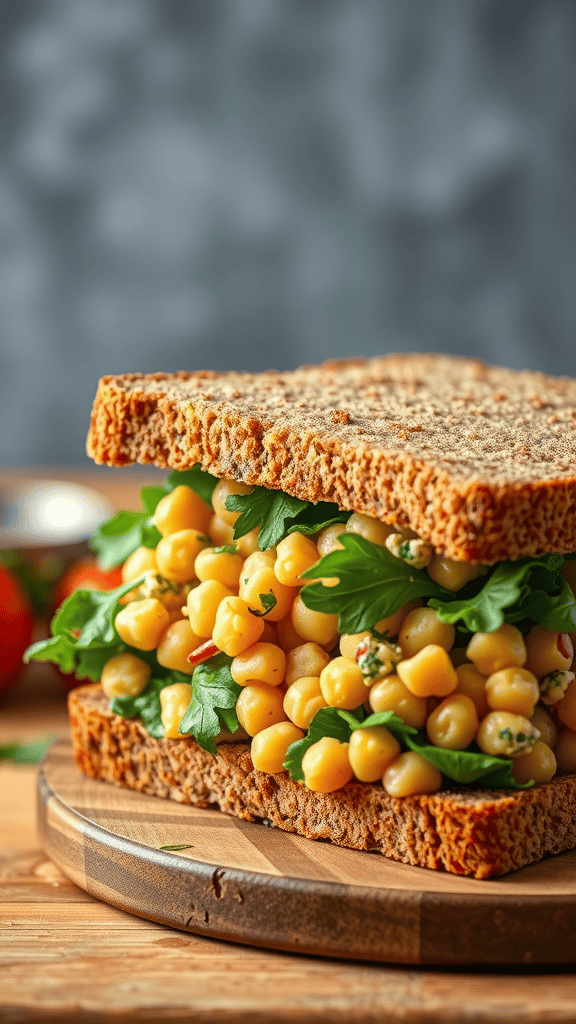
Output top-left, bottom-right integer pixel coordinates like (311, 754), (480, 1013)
(39, 740), (576, 967)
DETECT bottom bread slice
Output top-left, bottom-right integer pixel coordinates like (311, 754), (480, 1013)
(69, 684), (576, 879)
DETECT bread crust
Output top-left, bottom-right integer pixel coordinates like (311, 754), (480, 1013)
(86, 355), (576, 563)
(69, 684), (576, 879)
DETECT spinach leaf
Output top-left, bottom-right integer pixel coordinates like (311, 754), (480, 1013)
(283, 706), (356, 781)
(111, 676), (187, 738)
(299, 534), (449, 634)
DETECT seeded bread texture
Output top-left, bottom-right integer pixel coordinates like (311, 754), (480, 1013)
(86, 355), (576, 563)
(69, 684), (576, 879)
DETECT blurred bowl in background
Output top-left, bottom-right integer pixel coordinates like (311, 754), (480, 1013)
(0, 479), (113, 550)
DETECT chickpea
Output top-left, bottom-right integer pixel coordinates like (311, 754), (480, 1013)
(115, 598), (170, 651)
(160, 682), (192, 739)
(539, 670), (574, 706)
(368, 674), (427, 729)
(285, 642), (330, 687)
(250, 721), (305, 773)
(319, 657), (367, 710)
(185, 579), (234, 638)
(530, 706), (558, 749)
(348, 726), (401, 782)
(397, 645), (458, 698)
(243, 549), (276, 574)
(235, 683), (287, 736)
(383, 751), (442, 797)
(466, 623), (527, 676)
(274, 532), (319, 587)
(236, 527), (261, 558)
(276, 614), (306, 653)
(374, 600), (422, 640)
(157, 619), (203, 675)
(101, 653), (152, 699)
(316, 523), (346, 557)
(426, 694), (478, 750)
(301, 736), (354, 793)
(153, 484), (211, 537)
(122, 546), (157, 585)
(454, 663), (489, 719)
(194, 546), (244, 589)
(476, 711), (539, 758)
(485, 667), (540, 718)
(345, 512), (393, 547)
(156, 529), (209, 584)
(212, 596), (265, 657)
(525, 625), (573, 679)
(512, 741), (557, 786)
(283, 676), (328, 729)
(555, 679), (576, 732)
(554, 728), (576, 773)
(212, 478), (253, 526)
(399, 607), (455, 659)
(426, 554), (482, 592)
(291, 592), (339, 648)
(239, 566), (295, 622)
(208, 514), (235, 547)
(230, 642), (286, 687)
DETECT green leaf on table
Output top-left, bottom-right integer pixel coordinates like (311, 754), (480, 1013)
(179, 653), (241, 755)
(299, 534), (449, 634)
(159, 843), (194, 852)
(0, 736), (55, 764)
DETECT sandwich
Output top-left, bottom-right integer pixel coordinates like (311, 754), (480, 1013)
(27, 354), (576, 878)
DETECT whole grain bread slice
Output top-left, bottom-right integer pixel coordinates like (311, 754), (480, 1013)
(87, 355), (576, 563)
(69, 684), (576, 879)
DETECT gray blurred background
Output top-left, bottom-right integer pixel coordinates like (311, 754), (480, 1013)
(1, 0), (576, 466)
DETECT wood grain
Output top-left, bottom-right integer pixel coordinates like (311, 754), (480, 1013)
(4, 469), (576, 1022)
(38, 739), (576, 967)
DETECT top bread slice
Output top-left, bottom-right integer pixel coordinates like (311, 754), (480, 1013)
(87, 354), (576, 564)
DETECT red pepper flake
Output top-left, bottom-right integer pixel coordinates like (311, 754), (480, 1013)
(187, 640), (218, 666)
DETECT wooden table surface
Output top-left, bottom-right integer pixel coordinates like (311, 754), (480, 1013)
(3, 468), (576, 1023)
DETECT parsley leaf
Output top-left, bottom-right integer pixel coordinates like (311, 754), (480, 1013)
(213, 545), (238, 554)
(299, 534), (449, 633)
(179, 653), (241, 755)
(286, 502), (350, 536)
(0, 736), (55, 764)
(90, 466), (216, 568)
(226, 488), (308, 550)
(430, 554), (572, 634)
(248, 591), (277, 617)
(159, 844), (194, 852)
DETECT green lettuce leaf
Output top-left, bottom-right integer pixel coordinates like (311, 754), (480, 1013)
(166, 467), (218, 506)
(179, 653), (241, 755)
(299, 533), (449, 633)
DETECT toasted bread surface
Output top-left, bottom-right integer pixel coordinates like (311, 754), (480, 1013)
(87, 355), (576, 562)
(69, 684), (576, 879)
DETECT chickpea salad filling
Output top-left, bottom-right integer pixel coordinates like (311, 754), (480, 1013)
(27, 466), (576, 796)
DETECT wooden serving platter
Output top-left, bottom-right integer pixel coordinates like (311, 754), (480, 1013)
(38, 739), (576, 966)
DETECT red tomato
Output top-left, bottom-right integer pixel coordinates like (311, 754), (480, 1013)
(52, 558), (123, 612)
(0, 565), (34, 694)
(53, 558), (123, 690)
